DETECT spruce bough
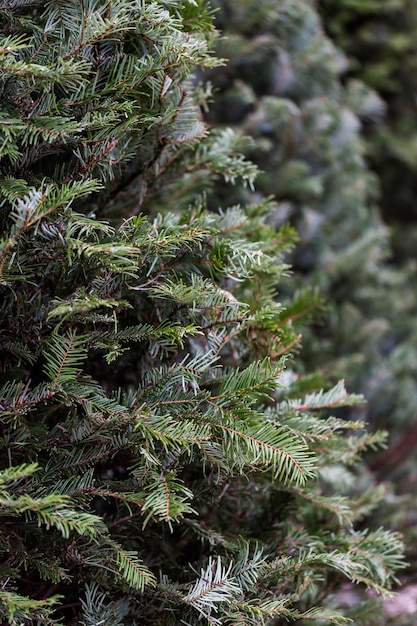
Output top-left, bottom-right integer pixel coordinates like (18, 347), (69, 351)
(0, 1), (404, 624)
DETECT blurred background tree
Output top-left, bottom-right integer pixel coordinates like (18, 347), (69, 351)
(203, 2), (417, 622)
(319, 0), (417, 228)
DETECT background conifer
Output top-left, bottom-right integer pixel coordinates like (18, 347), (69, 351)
(204, 1), (417, 622)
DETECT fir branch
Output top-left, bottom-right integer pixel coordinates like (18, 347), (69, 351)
(280, 380), (364, 412)
(0, 490), (102, 539)
(86, 538), (157, 592)
(217, 417), (316, 485)
(141, 471), (196, 529)
(215, 356), (285, 405)
(182, 556), (241, 621)
(0, 589), (60, 626)
(42, 330), (88, 389)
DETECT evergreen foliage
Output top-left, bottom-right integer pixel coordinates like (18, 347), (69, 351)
(318, 0), (417, 225)
(204, 0), (417, 461)
(314, 4), (417, 617)
(0, 1), (405, 624)
(204, 1), (417, 620)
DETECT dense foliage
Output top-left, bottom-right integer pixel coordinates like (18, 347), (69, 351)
(204, 1), (417, 621)
(0, 1), (405, 624)
(205, 0), (417, 472)
(319, 0), (417, 225)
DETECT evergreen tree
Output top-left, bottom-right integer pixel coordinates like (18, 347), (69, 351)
(318, 0), (417, 225)
(204, 0), (417, 472)
(0, 1), (404, 624)
(204, 2), (417, 622)
(314, 3), (417, 616)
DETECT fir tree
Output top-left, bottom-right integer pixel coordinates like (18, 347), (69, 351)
(314, 3), (417, 616)
(202, 0), (417, 619)
(0, 1), (404, 625)
(318, 0), (417, 224)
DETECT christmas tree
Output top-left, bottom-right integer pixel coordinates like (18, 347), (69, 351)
(0, 1), (404, 624)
